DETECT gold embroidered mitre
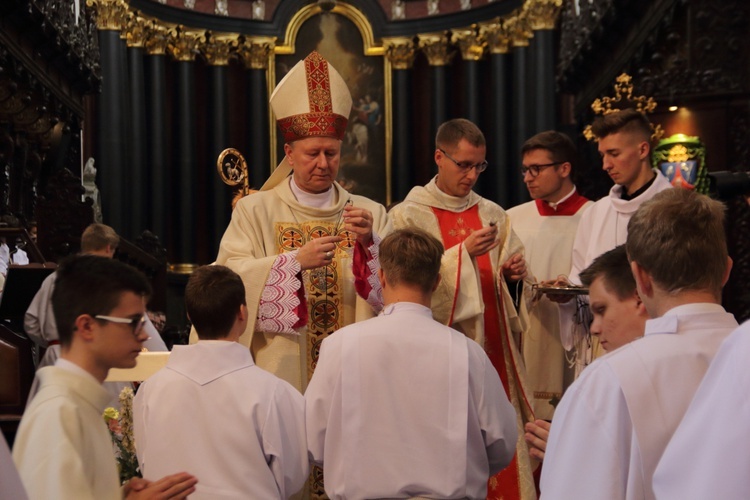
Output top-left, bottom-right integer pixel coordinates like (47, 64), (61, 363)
(271, 51), (352, 142)
(262, 51), (353, 191)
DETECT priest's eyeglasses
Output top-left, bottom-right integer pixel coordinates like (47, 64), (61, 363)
(439, 149), (488, 173)
(521, 162), (560, 177)
(94, 314), (147, 336)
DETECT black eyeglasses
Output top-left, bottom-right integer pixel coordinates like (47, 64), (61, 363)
(438, 148), (488, 173)
(521, 162), (560, 177)
(94, 314), (147, 337)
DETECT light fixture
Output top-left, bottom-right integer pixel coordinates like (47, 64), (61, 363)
(669, 105), (678, 112)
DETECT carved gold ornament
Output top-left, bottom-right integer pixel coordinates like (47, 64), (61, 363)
(583, 73), (664, 142)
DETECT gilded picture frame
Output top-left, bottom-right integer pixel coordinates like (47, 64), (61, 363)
(270, 3), (392, 206)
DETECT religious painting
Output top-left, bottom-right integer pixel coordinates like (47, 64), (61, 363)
(275, 9), (389, 205)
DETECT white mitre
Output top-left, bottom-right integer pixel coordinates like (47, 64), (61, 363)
(261, 51), (353, 191)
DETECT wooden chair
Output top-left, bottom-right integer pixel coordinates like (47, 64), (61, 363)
(0, 324), (34, 447)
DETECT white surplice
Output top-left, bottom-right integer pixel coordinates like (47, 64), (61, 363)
(653, 319), (750, 499)
(13, 365), (121, 500)
(133, 341), (308, 500)
(540, 303), (738, 500)
(305, 302), (517, 500)
(559, 170), (672, 372)
(568, 170), (671, 285)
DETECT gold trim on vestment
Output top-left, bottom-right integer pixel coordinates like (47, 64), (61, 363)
(274, 220), (355, 385)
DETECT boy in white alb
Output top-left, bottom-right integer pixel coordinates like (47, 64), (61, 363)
(306, 228), (518, 500)
(135, 265), (308, 499)
(13, 255), (197, 500)
(551, 109), (671, 374)
(508, 131), (592, 420)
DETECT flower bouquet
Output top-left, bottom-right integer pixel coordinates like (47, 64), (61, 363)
(103, 386), (141, 484)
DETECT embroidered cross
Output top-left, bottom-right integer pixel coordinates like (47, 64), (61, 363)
(448, 216), (474, 240)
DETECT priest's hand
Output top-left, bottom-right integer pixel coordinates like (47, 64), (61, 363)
(295, 235), (342, 270)
(124, 472), (197, 499)
(502, 253), (527, 281)
(343, 204), (375, 246)
(464, 224), (500, 257)
(524, 419), (551, 461)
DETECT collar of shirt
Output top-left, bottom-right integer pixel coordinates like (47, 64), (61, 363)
(644, 302), (726, 336)
(619, 172), (657, 201)
(535, 187), (590, 216)
(55, 357), (102, 386)
(430, 177), (476, 211)
(290, 177), (335, 209)
(548, 186), (577, 208)
(380, 301), (433, 317)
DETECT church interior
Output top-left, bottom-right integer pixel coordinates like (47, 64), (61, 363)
(1, 0), (749, 470)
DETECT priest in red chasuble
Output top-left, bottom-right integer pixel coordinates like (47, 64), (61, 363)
(390, 118), (537, 500)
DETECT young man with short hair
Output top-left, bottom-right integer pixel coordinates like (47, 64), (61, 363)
(13, 255), (197, 499)
(540, 189), (738, 499)
(571, 109), (671, 278)
(306, 228), (518, 500)
(508, 130), (592, 420)
(579, 244), (648, 353)
(134, 265), (308, 499)
(556, 109), (672, 375)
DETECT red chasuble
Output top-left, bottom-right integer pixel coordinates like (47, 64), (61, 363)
(432, 204), (531, 500)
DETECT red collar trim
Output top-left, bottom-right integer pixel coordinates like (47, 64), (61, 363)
(535, 191), (589, 216)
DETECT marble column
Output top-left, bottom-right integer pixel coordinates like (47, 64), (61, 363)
(144, 22), (169, 244)
(527, 0), (563, 134)
(237, 37), (275, 191)
(418, 32), (453, 177)
(88, 0), (129, 233)
(483, 21), (513, 208)
(167, 28), (202, 263)
(384, 38), (417, 203)
(125, 13), (149, 238)
(202, 33), (236, 256)
(451, 28), (485, 128)
(509, 15), (534, 207)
